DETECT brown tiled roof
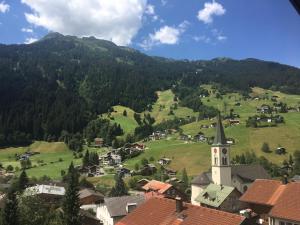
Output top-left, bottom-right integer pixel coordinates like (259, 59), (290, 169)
(240, 179), (300, 222)
(142, 180), (172, 194)
(116, 197), (246, 225)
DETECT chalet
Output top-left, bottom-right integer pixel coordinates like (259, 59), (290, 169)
(149, 131), (166, 140)
(80, 189), (104, 211)
(257, 105), (272, 114)
(126, 143), (145, 151)
(116, 197), (249, 225)
(96, 195), (145, 225)
(226, 138), (235, 144)
(158, 157), (172, 165)
(162, 167), (177, 177)
(136, 179), (149, 190)
(191, 114), (271, 205)
(94, 138), (104, 147)
(142, 180), (187, 201)
(116, 167), (131, 177)
(78, 165), (103, 177)
(193, 134), (207, 142)
(179, 134), (190, 141)
(139, 164), (157, 176)
(240, 179), (300, 225)
(229, 119), (240, 126)
(193, 183), (245, 213)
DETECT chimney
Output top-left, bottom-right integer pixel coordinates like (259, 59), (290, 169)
(282, 174), (288, 185)
(175, 197), (183, 213)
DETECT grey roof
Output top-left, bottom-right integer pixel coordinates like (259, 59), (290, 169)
(105, 195), (145, 217)
(192, 164), (271, 186)
(79, 189), (104, 199)
(231, 164), (271, 182)
(191, 172), (212, 185)
(213, 113), (227, 146)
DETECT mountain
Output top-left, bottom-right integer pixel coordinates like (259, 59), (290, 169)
(0, 33), (300, 146)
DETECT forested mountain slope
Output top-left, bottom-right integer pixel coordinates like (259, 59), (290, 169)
(0, 33), (300, 145)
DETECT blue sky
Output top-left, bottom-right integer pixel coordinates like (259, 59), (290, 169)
(0, 0), (300, 68)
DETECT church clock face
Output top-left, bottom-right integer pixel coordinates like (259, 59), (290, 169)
(222, 148), (227, 154)
(214, 148), (217, 153)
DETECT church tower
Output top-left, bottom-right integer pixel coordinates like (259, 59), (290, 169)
(211, 113), (232, 186)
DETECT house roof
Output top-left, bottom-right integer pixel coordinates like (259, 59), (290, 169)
(142, 180), (172, 194)
(240, 179), (300, 222)
(212, 113), (227, 146)
(116, 197), (246, 225)
(79, 189), (104, 200)
(195, 184), (236, 208)
(24, 185), (65, 196)
(192, 164), (270, 187)
(191, 172), (211, 185)
(231, 164), (271, 182)
(104, 195), (145, 218)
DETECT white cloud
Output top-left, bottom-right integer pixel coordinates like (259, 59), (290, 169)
(0, 1), (10, 13)
(217, 35), (227, 41)
(21, 0), (148, 46)
(140, 20), (189, 50)
(161, 0), (167, 6)
(24, 37), (38, 44)
(193, 35), (211, 43)
(197, 1), (225, 24)
(145, 4), (155, 15)
(21, 28), (33, 33)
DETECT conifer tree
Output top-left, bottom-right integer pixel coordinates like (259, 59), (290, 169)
(181, 168), (189, 191)
(18, 170), (29, 192)
(63, 162), (81, 225)
(82, 150), (90, 167)
(109, 174), (128, 197)
(3, 190), (19, 225)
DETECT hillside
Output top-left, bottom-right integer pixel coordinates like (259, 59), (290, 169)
(1, 33), (300, 147)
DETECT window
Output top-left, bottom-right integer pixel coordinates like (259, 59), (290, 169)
(280, 222), (285, 225)
(214, 157), (218, 165)
(222, 157), (228, 165)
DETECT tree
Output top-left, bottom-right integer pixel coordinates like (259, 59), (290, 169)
(20, 159), (31, 169)
(2, 190), (19, 225)
(134, 163), (140, 171)
(82, 150), (90, 167)
(109, 174), (128, 197)
(261, 142), (271, 153)
(63, 162), (81, 225)
(18, 170), (29, 192)
(181, 168), (189, 192)
(123, 110), (127, 117)
(141, 158), (149, 166)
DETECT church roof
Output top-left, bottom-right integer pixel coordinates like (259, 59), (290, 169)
(212, 113), (227, 146)
(191, 172), (211, 185)
(195, 184), (236, 208)
(192, 164), (271, 187)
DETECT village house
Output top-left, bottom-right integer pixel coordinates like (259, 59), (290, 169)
(229, 119), (240, 126)
(96, 195), (145, 225)
(115, 197), (250, 225)
(24, 184), (65, 203)
(78, 165), (104, 177)
(142, 180), (187, 201)
(257, 105), (272, 114)
(94, 138), (104, 147)
(191, 114), (270, 206)
(79, 188), (105, 211)
(193, 134), (207, 142)
(139, 163), (157, 176)
(158, 157), (172, 165)
(193, 183), (245, 213)
(240, 179), (300, 225)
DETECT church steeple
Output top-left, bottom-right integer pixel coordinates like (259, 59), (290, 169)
(213, 113), (227, 146)
(211, 113), (232, 186)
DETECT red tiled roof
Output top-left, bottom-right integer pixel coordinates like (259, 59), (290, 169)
(142, 180), (172, 194)
(269, 182), (300, 222)
(116, 197), (246, 225)
(240, 179), (282, 205)
(240, 179), (300, 222)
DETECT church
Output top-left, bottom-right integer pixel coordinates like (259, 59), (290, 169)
(191, 114), (271, 212)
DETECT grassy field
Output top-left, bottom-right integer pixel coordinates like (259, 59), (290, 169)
(0, 141), (109, 179)
(146, 90), (198, 124)
(2, 87), (300, 180)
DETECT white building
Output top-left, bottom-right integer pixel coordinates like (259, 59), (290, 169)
(191, 114), (271, 205)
